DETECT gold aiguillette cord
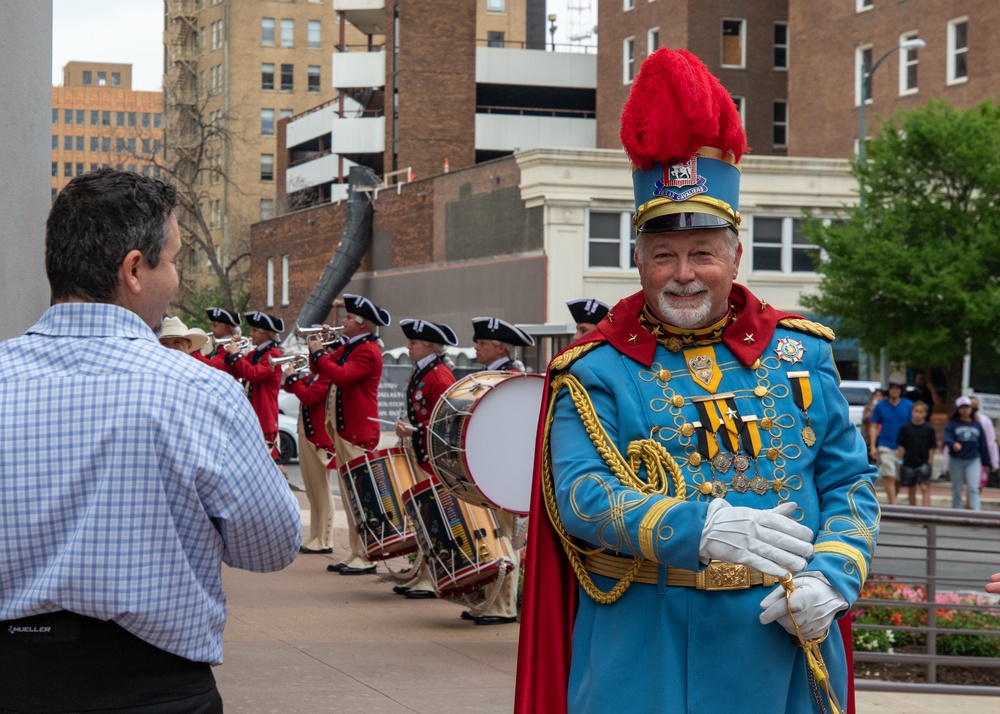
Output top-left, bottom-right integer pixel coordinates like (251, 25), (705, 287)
(780, 575), (844, 714)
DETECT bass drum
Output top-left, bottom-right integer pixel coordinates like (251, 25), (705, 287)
(427, 371), (544, 515)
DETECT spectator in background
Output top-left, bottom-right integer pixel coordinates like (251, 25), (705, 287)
(970, 397), (999, 485)
(861, 387), (885, 463)
(905, 371), (938, 415)
(987, 573), (1000, 598)
(944, 396), (990, 510)
(159, 315), (208, 356)
(896, 401), (937, 507)
(870, 382), (913, 504)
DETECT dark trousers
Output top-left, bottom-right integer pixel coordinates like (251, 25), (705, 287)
(0, 611), (222, 714)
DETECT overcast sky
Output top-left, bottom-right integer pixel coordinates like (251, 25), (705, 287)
(51, 0), (596, 92)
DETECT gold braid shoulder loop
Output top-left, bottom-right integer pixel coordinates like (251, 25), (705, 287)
(777, 317), (836, 342)
(542, 371), (687, 604)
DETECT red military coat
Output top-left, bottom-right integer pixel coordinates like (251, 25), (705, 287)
(202, 345), (238, 379)
(226, 341), (282, 444)
(405, 358), (456, 474)
(284, 371), (335, 451)
(312, 334), (382, 450)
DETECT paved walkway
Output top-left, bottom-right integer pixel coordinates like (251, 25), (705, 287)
(212, 488), (1000, 713)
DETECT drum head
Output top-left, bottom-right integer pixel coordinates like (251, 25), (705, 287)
(463, 373), (544, 514)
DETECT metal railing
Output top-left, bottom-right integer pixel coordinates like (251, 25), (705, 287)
(854, 504), (1000, 696)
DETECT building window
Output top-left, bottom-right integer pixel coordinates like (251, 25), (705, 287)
(64, 109), (73, 124)
(262, 18), (275, 46)
(900, 32), (920, 94)
(856, 45), (873, 106)
(116, 138), (125, 153)
(76, 136), (84, 152)
(773, 101), (787, 147)
(487, 30), (505, 48)
(128, 111), (136, 127)
(75, 162), (84, 176)
(52, 108), (58, 124)
(623, 37), (635, 84)
(51, 134), (57, 150)
(261, 154), (274, 182)
(260, 198), (275, 221)
(51, 161), (57, 177)
(261, 108), (275, 135)
(64, 136), (73, 151)
(280, 19), (294, 47)
(97, 71), (107, 86)
(154, 113), (161, 128)
(947, 17), (968, 84)
(82, 70), (92, 84)
(281, 255), (290, 306)
(76, 109), (84, 124)
(281, 64), (294, 91)
(751, 217), (819, 273)
(127, 138), (136, 153)
(91, 110), (99, 125)
(308, 20), (321, 49)
(732, 96), (746, 127)
(588, 211), (636, 269)
(647, 27), (659, 55)
(111, 72), (121, 87)
(116, 111), (125, 127)
(90, 136), (98, 151)
(64, 162), (72, 177)
(102, 137), (110, 152)
(307, 65), (321, 93)
(279, 108), (294, 119)
(142, 112), (151, 127)
(487, 0), (506, 12)
(857, 0), (873, 11)
(774, 23), (788, 69)
(262, 63), (275, 90)
(624, 0), (635, 10)
(142, 138), (150, 153)
(721, 19), (746, 68)
(266, 257), (275, 307)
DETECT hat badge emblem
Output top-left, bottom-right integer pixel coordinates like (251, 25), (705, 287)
(654, 158), (708, 202)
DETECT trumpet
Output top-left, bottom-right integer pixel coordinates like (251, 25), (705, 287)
(295, 325), (344, 338)
(269, 353), (308, 371)
(216, 336), (252, 351)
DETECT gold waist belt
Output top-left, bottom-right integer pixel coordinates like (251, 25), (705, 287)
(584, 552), (781, 591)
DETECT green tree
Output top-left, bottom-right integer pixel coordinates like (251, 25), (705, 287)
(802, 100), (1000, 403)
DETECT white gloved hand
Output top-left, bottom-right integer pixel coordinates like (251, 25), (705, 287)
(698, 500), (814, 578)
(759, 572), (848, 640)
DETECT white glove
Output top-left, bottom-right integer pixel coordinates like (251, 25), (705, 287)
(759, 572), (848, 640)
(698, 500), (814, 578)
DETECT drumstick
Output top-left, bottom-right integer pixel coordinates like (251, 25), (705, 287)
(368, 417), (417, 431)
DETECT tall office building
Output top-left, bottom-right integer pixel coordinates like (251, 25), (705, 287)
(51, 62), (164, 200)
(162, 0), (370, 300)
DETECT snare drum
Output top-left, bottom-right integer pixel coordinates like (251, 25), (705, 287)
(340, 447), (419, 561)
(402, 475), (514, 597)
(427, 371), (544, 515)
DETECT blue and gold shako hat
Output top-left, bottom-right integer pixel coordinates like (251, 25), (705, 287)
(245, 311), (284, 333)
(620, 48), (748, 233)
(400, 318), (459, 346)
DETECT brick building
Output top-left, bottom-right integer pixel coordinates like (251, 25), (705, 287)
(51, 62), (164, 200)
(595, 0), (790, 157)
(788, 0), (1000, 158)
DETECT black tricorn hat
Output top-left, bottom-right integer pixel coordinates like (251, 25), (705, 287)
(245, 311), (285, 333)
(566, 298), (611, 325)
(206, 306), (241, 327)
(471, 316), (535, 347)
(400, 318), (459, 346)
(344, 294), (391, 327)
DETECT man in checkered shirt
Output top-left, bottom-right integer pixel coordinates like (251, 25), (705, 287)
(0, 169), (301, 713)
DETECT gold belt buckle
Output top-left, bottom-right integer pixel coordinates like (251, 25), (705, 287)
(698, 560), (751, 591)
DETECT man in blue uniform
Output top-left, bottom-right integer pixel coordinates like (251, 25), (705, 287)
(515, 48), (880, 714)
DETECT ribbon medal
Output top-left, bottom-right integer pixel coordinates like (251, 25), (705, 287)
(788, 370), (816, 447)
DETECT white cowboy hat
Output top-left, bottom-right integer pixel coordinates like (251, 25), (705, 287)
(159, 316), (208, 354)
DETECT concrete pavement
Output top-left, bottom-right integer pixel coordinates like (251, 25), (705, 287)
(212, 485), (1000, 712)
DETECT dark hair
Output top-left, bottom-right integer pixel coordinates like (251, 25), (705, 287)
(912, 400), (929, 413)
(46, 168), (178, 302)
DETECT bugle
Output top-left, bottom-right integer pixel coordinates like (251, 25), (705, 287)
(294, 325), (344, 338)
(216, 336), (252, 351)
(269, 353), (308, 370)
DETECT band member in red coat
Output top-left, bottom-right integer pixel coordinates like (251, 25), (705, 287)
(391, 318), (458, 600)
(225, 311), (284, 459)
(566, 298), (610, 343)
(307, 294), (388, 576)
(463, 317), (535, 625)
(204, 306), (241, 377)
(283, 362), (336, 555)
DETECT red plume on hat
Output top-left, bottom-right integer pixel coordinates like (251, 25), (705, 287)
(620, 48), (748, 171)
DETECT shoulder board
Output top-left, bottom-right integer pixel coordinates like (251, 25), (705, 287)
(777, 317), (836, 342)
(549, 340), (603, 373)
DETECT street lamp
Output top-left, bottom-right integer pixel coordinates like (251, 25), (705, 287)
(858, 38), (926, 170)
(548, 14), (557, 52)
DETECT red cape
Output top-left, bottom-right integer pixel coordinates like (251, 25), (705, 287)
(513, 286), (855, 714)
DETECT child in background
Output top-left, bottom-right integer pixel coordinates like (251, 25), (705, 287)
(896, 401), (937, 507)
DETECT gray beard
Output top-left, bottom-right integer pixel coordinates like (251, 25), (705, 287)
(657, 290), (712, 328)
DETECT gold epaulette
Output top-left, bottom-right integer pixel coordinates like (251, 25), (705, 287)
(777, 317), (836, 342)
(549, 340), (602, 373)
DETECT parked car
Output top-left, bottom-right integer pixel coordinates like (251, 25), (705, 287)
(278, 389), (301, 417)
(839, 380), (881, 427)
(276, 412), (299, 465)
